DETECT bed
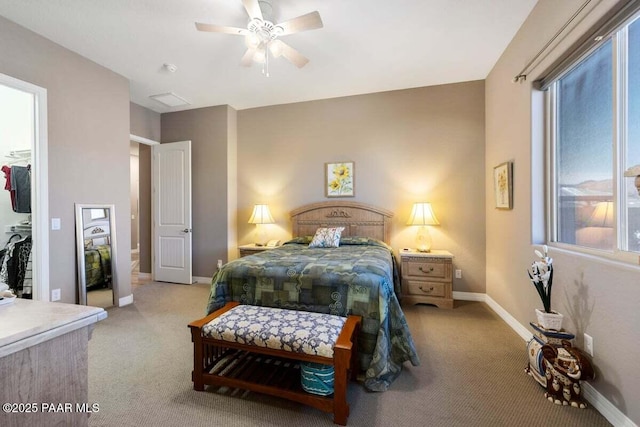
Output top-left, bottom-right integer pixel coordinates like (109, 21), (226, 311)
(207, 201), (420, 391)
(83, 222), (112, 290)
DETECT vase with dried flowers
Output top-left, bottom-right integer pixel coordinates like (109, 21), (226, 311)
(527, 245), (563, 330)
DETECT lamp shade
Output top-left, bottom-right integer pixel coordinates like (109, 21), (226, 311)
(588, 201), (614, 228)
(248, 204), (275, 224)
(407, 203), (440, 226)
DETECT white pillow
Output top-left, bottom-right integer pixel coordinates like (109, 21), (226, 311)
(308, 227), (345, 248)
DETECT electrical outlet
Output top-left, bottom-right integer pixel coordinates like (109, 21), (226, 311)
(455, 269), (462, 279)
(217, 259), (223, 269)
(51, 288), (61, 301)
(584, 333), (594, 356)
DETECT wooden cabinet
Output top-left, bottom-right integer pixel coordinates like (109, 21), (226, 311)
(400, 250), (454, 309)
(238, 244), (277, 257)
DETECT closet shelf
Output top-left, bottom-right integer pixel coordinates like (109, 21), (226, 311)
(5, 224), (32, 234)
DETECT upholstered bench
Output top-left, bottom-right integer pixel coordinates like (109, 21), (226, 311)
(188, 302), (361, 425)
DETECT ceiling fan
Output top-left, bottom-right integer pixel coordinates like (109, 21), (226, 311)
(195, 0), (323, 74)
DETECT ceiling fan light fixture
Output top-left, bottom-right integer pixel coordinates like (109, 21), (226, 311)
(269, 40), (283, 58)
(253, 49), (266, 64)
(245, 33), (260, 48)
(195, 0), (323, 72)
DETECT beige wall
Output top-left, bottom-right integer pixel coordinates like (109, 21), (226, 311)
(138, 145), (151, 274)
(130, 143), (139, 250)
(226, 106), (238, 262)
(130, 102), (161, 142)
(129, 102), (159, 274)
(161, 106), (233, 277)
(237, 81), (486, 293)
(0, 15), (132, 304)
(486, 0), (640, 424)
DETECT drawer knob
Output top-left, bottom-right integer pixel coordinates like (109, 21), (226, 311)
(419, 266), (434, 273)
(419, 286), (434, 293)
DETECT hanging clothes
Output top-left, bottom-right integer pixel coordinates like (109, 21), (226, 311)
(10, 165), (31, 213)
(1, 165), (16, 211)
(0, 234), (32, 298)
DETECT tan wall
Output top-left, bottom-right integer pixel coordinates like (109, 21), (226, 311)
(130, 145), (139, 250)
(238, 81), (486, 294)
(161, 106), (231, 277)
(130, 102), (161, 142)
(0, 15), (131, 304)
(226, 106), (238, 263)
(138, 145), (151, 274)
(129, 102), (159, 274)
(486, 0), (640, 423)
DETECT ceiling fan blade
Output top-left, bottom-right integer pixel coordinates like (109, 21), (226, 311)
(241, 49), (256, 67)
(277, 11), (323, 36)
(195, 22), (249, 35)
(272, 40), (309, 68)
(242, 0), (263, 20)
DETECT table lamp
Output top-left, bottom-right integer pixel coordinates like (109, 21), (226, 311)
(587, 201), (614, 228)
(407, 202), (440, 252)
(248, 204), (275, 246)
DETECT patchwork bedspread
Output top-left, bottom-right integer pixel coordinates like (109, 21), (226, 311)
(207, 237), (420, 391)
(84, 244), (111, 289)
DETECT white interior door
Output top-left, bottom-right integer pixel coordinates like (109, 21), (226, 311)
(152, 141), (192, 284)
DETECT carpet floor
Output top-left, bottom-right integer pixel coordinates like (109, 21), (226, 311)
(87, 281), (612, 427)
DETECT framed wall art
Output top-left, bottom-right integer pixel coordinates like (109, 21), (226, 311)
(494, 161), (513, 210)
(325, 161), (355, 197)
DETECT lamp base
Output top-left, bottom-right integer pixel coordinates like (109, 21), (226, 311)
(416, 248), (432, 253)
(415, 226), (433, 253)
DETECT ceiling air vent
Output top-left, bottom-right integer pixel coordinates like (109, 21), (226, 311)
(149, 92), (190, 107)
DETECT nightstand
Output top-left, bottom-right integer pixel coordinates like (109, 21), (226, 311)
(238, 244), (278, 257)
(399, 249), (454, 309)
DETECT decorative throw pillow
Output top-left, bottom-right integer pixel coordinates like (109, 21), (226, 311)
(308, 227), (345, 248)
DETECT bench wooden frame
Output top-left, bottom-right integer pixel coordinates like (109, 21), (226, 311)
(188, 302), (361, 425)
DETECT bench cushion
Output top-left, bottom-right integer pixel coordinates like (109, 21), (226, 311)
(202, 305), (347, 358)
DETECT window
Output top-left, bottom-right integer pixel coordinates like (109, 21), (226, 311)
(548, 14), (640, 256)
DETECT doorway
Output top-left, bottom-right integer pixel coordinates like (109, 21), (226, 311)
(130, 135), (157, 288)
(0, 73), (48, 301)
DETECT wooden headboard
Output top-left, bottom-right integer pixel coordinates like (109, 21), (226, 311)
(290, 201), (394, 244)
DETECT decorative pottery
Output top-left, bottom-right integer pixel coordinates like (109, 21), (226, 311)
(525, 322), (575, 387)
(535, 309), (563, 331)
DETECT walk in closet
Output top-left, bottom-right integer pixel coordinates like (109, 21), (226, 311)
(0, 83), (34, 299)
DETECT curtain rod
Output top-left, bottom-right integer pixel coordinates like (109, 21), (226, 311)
(513, 0), (593, 83)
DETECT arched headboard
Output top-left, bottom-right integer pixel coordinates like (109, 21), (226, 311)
(290, 201), (394, 244)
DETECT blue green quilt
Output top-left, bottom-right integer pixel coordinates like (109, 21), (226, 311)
(207, 236), (420, 391)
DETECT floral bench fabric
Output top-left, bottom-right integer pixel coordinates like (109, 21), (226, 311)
(202, 305), (347, 358)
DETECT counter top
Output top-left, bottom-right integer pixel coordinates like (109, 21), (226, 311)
(0, 299), (107, 357)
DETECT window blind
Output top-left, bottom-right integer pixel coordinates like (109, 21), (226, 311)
(536, 0), (640, 90)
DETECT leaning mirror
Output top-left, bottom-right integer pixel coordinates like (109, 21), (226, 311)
(75, 203), (117, 308)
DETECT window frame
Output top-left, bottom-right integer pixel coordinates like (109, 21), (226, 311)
(545, 13), (640, 265)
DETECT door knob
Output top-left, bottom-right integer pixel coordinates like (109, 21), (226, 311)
(182, 228), (192, 233)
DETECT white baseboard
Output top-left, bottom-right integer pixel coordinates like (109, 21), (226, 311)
(138, 272), (151, 280)
(193, 276), (212, 284)
(475, 293), (636, 427)
(453, 290), (485, 302)
(118, 294), (133, 307)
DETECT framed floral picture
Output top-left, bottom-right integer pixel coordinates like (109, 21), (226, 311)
(494, 161), (513, 209)
(325, 161), (355, 197)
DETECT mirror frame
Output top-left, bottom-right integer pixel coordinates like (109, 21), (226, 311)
(75, 203), (118, 306)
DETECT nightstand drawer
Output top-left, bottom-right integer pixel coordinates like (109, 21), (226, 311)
(404, 260), (447, 279)
(406, 281), (446, 297)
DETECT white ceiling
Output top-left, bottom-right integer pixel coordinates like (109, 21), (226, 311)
(0, 0), (537, 112)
